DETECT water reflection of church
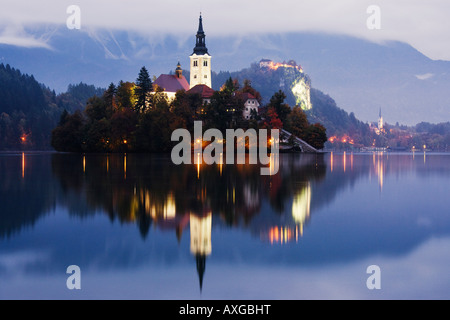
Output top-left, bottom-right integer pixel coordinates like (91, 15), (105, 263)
(142, 182), (312, 291)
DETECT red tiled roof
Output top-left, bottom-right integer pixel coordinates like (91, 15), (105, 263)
(241, 92), (257, 101)
(186, 84), (215, 98)
(154, 74), (190, 93)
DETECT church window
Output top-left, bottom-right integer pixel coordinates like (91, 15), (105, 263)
(193, 61), (198, 67)
(203, 61), (208, 67)
(204, 75), (207, 78)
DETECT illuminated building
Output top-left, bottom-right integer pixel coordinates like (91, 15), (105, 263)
(378, 108), (385, 133)
(189, 14), (212, 89)
(371, 108), (386, 135)
(153, 62), (190, 101)
(153, 15), (212, 104)
(242, 92), (260, 120)
(259, 59), (303, 72)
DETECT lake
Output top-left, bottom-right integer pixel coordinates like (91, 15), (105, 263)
(0, 151), (449, 300)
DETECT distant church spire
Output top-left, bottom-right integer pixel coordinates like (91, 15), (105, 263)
(193, 14), (208, 55)
(378, 107), (384, 132)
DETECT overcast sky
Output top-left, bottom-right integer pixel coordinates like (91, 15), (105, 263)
(0, 0), (449, 61)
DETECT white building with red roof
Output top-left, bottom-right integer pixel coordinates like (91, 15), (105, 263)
(153, 62), (190, 101)
(186, 84), (215, 104)
(241, 92), (260, 120)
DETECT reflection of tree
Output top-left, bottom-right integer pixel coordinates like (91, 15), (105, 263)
(0, 153), (58, 239)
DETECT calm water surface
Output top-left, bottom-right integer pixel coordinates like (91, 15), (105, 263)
(0, 151), (449, 300)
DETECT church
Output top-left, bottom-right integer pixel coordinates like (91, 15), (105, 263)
(153, 15), (212, 98)
(153, 15), (259, 119)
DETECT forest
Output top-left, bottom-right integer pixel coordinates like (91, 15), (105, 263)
(0, 63), (104, 150)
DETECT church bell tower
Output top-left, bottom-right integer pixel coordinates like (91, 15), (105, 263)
(190, 14), (212, 89)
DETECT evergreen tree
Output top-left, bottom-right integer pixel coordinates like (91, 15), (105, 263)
(267, 90), (291, 125)
(220, 77), (239, 93)
(135, 66), (152, 113)
(242, 79), (262, 103)
(103, 82), (116, 117)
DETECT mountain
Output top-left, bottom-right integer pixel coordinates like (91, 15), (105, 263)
(0, 63), (104, 151)
(212, 60), (311, 109)
(1, 27), (450, 125)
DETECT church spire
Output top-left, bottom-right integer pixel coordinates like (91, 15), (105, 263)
(198, 13), (204, 33)
(193, 14), (208, 55)
(175, 61), (183, 79)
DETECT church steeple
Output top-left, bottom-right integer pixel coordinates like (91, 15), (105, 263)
(175, 62), (183, 79)
(190, 14), (212, 88)
(193, 14), (208, 55)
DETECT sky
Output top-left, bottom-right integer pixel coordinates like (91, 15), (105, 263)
(0, 0), (450, 61)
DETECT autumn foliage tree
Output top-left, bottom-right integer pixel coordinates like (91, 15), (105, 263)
(263, 106), (283, 130)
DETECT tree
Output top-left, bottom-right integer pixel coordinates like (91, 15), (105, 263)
(242, 79), (262, 104)
(263, 106), (283, 130)
(85, 118), (111, 152)
(171, 90), (202, 132)
(103, 82), (116, 117)
(51, 111), (85, 152)
(204, 91), (233, 132)
(304, 123), (327, 150)
(116, 81), (135, 110)
(267, 90), (291, 125)
(220, 77), (239, 93)
(286, 106), (309, 139)
(85, 96), (108, 122)
(135, 67), (152, 113)
(110, 108), (138, 151)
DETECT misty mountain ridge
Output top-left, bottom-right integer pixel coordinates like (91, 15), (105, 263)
(1, 26), (450, 125)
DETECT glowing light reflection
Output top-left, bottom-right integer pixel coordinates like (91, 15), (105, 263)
(343, 152), (346, 172)
(330, 152), (334, 172)
(197, 153), (201, 179)
(124, 154), (127, 179)
(21, 152), (25, 179)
